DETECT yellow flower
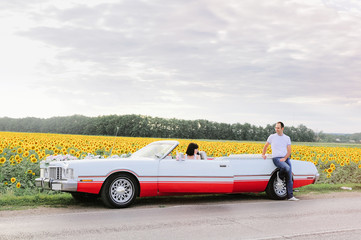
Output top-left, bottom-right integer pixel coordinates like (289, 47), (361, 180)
(17, 148), (23, 154)
(31, 158), (37, 163)
(27, 170), (33, 174)
(4, 182), (8, 185)
(0, 157), (6, 164)
(16, 182), (21, 188)
(11, 177), (16, 183)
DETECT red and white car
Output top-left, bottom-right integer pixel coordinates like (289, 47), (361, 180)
(35, 140), (319, 208)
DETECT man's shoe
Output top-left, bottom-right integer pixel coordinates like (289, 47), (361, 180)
(288, 197), (299, 201)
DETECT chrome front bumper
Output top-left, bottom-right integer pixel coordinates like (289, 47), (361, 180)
(35, 178), (77, 192)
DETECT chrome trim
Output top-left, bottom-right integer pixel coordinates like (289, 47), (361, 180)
(35, 178), (77, 191)
(35, 178), (44, 188)
(49, 167), (63, 180)
(315, 173), (320, 182)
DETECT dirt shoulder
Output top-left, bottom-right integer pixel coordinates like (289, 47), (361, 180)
(1, 191), (361, 218)
(298, 190), (361, 200)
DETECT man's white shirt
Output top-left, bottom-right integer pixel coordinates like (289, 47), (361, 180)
(266, 133), (291, 158)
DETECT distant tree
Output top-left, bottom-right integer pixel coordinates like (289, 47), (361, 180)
(0, 115), (320, 142)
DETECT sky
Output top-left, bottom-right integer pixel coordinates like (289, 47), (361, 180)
(1, 0), (360, 134)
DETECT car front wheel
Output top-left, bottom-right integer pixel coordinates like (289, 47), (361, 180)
(101, 173), (138, 208)
(265, 172), (287, 200)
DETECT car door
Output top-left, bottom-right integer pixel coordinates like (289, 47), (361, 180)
(157, 158), (234, 194)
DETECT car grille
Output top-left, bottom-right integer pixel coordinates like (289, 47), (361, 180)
(49, 167), (63, 180)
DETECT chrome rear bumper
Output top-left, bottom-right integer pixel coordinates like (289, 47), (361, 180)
(314, 173), (320, 183)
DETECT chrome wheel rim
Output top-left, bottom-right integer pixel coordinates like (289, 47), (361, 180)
(110, 178), (134, 204)
(274, 179), (287, 197)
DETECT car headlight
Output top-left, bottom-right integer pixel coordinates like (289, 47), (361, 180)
(65, 168), (74, 179)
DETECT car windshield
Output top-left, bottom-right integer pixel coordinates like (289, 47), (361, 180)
(129, 141), (178, 159)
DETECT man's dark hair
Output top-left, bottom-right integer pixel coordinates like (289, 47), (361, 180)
(277, 121), (284, 128)
(186, 142), (199, 156)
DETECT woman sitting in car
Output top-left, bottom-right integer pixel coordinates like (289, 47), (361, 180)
(186, 142), (201, 160)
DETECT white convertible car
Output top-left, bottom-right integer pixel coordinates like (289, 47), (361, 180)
(35, 140), (319, 208)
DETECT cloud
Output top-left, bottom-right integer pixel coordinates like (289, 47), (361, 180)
(1, 0), (361, 133)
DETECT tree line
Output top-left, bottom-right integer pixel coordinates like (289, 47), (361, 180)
(0, 114), (320, 142)
(317, 132), (361, 143)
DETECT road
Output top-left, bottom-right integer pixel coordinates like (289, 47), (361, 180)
(1, 192), (361, 240)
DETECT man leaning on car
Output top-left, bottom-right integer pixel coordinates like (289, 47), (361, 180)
(262, 122), (299, 201)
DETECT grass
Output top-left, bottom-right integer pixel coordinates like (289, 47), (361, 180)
(296, 183), (361, 193)
(0, 192), (75, 211)
(1, 183), (361, 211)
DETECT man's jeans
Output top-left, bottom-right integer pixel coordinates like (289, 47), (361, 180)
(272, 157), (293, 199)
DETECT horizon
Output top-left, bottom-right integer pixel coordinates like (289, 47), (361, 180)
(1, 114), (360, 135)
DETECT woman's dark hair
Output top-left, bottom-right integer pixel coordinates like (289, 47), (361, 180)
(186, 143), (199, 156)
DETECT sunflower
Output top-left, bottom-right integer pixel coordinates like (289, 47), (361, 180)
(11, 177), (16, 183)
(16, 182), (21, 188)
(0, 157), (6, 164)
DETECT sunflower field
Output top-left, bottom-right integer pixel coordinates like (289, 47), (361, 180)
(1, 131), (361, 195)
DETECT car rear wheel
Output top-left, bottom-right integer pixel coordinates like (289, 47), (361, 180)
(265, 171), (287, 200)
(101, 173), (138, 208)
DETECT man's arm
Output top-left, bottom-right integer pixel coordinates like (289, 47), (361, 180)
(262, 142), (270, 159)
(280, 145), (291, 162)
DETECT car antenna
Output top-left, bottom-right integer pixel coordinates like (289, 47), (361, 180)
(109, 126), (120, 157)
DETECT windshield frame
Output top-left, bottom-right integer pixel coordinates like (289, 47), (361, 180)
(129, 140), (179, 159)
